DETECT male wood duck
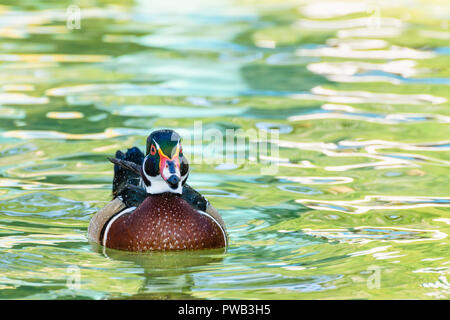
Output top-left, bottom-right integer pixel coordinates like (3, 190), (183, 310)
(88, 129), (227, 251)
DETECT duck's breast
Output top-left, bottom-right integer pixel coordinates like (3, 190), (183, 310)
(103, 194), (226, 251)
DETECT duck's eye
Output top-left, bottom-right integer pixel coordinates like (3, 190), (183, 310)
(150, 144), (157, 155)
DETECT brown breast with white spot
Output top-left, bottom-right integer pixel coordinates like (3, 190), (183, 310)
(103, 193), (226, 251)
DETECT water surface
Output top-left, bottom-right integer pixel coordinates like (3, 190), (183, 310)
(0, 0), (449, 299)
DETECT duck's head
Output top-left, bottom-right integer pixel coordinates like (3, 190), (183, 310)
(141, 129), (189, 195)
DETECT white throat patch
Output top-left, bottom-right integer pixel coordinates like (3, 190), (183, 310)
(141, 174), (183, 195)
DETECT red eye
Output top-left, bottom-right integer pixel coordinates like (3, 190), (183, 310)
(150, 144), (156, 155)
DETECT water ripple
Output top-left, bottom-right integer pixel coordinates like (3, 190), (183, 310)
(296, 195), (450, 214)
(277, 138), (450, 171)
(2, 128), (148, 140)
(289, 104), (450, 124)
(302, 226), (447, 244)
(292, 86), (447, 105)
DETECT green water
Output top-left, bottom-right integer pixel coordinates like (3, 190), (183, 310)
(0, 0), (449, 299)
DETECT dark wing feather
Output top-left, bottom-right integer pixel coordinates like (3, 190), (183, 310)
(111, 147), (146, 207)
(180, 184), (208, 212)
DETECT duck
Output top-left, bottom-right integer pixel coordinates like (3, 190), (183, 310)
(88, 129), (228, 251)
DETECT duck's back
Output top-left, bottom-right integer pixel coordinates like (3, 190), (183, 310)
(102, 193), (227, 251)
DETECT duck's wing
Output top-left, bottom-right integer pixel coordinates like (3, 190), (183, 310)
(112, 147), (144, 195)
(110, 147), (146, 207)
(88, 197), (127, 244)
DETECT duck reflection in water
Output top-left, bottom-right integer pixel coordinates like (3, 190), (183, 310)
(90, 242), (226, 299)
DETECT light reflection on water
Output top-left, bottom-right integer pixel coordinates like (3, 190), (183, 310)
(297, 196), (450, 214)
(0, 0), (449, 300)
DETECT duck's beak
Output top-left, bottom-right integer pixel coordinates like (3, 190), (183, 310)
(159, 153), (181, 189)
